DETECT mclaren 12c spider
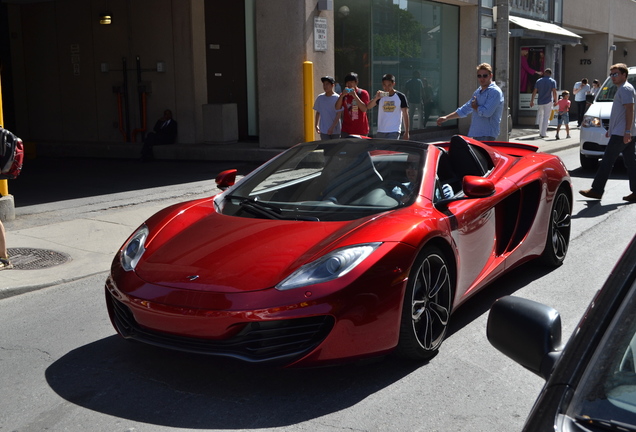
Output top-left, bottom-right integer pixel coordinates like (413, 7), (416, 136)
(105, 135), (572, 367)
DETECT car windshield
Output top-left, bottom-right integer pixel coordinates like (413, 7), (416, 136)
(219, 139), (427, 222)
(566, 276), (636, 428)
(595, 73), (636, 102)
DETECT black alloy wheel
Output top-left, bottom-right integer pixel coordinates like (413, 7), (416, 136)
(396, 246), (453, 361)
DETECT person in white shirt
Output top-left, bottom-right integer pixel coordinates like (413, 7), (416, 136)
(313, 76), (343, 140)
(367, 74), (410, 140)
(573, 78), (591, 127)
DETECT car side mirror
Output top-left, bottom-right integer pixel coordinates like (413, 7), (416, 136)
(216, 169), (237, 190)
(463, 176), (495, 198)
(487, 296), (563, 380)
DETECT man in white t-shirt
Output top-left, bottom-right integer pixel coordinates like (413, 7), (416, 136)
(367, 74), (410, 140)
(313, 76), (343, 140)
(573, 78), (591, 127)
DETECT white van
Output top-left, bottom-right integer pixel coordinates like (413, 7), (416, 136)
(579, 67), (636, 169)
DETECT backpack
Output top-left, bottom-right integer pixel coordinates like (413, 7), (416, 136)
(0, 126), (24, 180)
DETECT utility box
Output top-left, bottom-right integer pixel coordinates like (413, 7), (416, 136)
(203, 103), (238, 143)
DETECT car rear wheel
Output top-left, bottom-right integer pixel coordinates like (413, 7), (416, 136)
(539, 187), (571, 267)
(580, 153), (599, 170)
(396, 246), (453, 361)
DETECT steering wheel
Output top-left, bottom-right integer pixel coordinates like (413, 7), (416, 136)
(385, 180), (412, 197)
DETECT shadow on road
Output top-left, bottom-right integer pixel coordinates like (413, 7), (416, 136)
(45, 337), (422, 429)
(8, 157), (259, 207)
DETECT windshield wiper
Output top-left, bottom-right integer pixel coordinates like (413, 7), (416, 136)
(225, 195), (319, 221)
(574, 415), (636, 432)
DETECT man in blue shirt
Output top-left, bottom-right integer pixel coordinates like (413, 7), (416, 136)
(530, 68), (557, 138)
(437, 63), (504, 141)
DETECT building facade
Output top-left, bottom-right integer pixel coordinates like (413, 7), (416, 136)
(1, 0), (636, 153)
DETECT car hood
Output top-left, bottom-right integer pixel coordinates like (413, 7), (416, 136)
(135, 211), (383, 293)
(586, 100), (612, 119)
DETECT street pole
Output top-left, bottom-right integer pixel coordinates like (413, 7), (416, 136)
(495, 0), (510, 141)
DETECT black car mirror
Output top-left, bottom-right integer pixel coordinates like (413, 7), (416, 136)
(487, 296), (563, 380)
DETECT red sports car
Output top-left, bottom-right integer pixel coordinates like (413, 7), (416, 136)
(105, 135), (572, 367)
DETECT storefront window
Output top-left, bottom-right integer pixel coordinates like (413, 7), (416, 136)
(335, 0), (459, 133)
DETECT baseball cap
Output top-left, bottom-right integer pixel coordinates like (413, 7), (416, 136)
(321, 76), (335, 84)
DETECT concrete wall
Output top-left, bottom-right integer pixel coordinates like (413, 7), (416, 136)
(563, 0), (636, 96)
(255, 0), (335, 148)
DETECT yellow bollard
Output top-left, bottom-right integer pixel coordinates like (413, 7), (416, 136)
(303, 61), (315, 142)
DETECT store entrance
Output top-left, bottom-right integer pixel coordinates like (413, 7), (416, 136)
(205, 1), (250, 140)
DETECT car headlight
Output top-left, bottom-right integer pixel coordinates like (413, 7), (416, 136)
(276, 242), (382, 290)
(582, 116), (602, 128)
(121, 225), (149, 271)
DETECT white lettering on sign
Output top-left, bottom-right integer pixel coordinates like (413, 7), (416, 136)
(510, 0), (549, 20)
(314, 17), (328, 52)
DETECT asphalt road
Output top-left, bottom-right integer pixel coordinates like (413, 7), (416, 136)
(2, 146), (636, 431)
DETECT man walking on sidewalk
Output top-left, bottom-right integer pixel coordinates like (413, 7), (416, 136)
(530, 68), (557, 138)
(580, 63), (636, 202)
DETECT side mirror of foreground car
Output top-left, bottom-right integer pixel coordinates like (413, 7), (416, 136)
(487, 296), (563, 380)
(216, 169), (238, 190)
(463, 176), (496, 198)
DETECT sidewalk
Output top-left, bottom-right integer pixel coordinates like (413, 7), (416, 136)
(0, 125), (580, 300)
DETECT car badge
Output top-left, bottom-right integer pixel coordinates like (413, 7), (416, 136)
(186, 275), (199, 281)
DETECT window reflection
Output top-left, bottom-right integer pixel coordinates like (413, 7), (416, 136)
(334, 0), (459, 134)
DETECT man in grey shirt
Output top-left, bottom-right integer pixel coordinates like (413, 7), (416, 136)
(580, 63), (636, 202)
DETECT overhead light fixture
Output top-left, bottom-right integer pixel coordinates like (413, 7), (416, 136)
(99, 13), (112, 25)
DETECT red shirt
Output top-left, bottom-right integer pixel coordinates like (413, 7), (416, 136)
(341, 89), (370, 136)
(556, 98), (571, 113)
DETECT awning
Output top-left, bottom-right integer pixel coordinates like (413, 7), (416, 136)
(508, 16), (581, 45)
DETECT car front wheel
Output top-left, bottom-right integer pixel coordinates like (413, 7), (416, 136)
(580, 153), (599, 170)
(396, 246), (453, 361)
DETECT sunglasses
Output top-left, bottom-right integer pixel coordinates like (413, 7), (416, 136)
(610, 72), (621, 77)
(477, 74), (490, 78)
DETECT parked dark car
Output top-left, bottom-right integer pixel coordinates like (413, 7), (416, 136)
(487, 234), (636, 431)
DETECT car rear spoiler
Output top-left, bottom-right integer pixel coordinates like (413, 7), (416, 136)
(480, 140), (540, 156)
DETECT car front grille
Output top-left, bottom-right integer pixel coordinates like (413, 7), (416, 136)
(108, 293), (334, 364)
(582, 141), (607, 152)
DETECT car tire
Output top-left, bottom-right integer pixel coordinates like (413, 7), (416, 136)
(539, 186), (571, 267)
(396, 246), (453, 361)
(580, 153), (599, 170)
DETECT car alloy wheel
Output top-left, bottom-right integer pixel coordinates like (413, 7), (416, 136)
(397, 246), (453, 360)
(540, 187), (571, 267)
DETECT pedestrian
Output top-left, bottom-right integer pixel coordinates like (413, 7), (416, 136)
(140, 109), (178, 162)
(436, 63), (504, 141)
(0, 220), (12, 270)
(405, 71), (424, 130)
(530, 68), (558, 138)
(573, 78), (591, 127)
(590, 79), (601, 97)
(367, 73), (409, 140)
(554, 90), (571, 140)
(335, 72), (370, 137)
(422, 78), (434, 128)
(580, 63), (636, 202)
(313, 76), (342, 140)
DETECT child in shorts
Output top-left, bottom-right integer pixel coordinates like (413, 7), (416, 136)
(555, 90), (571, 140)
